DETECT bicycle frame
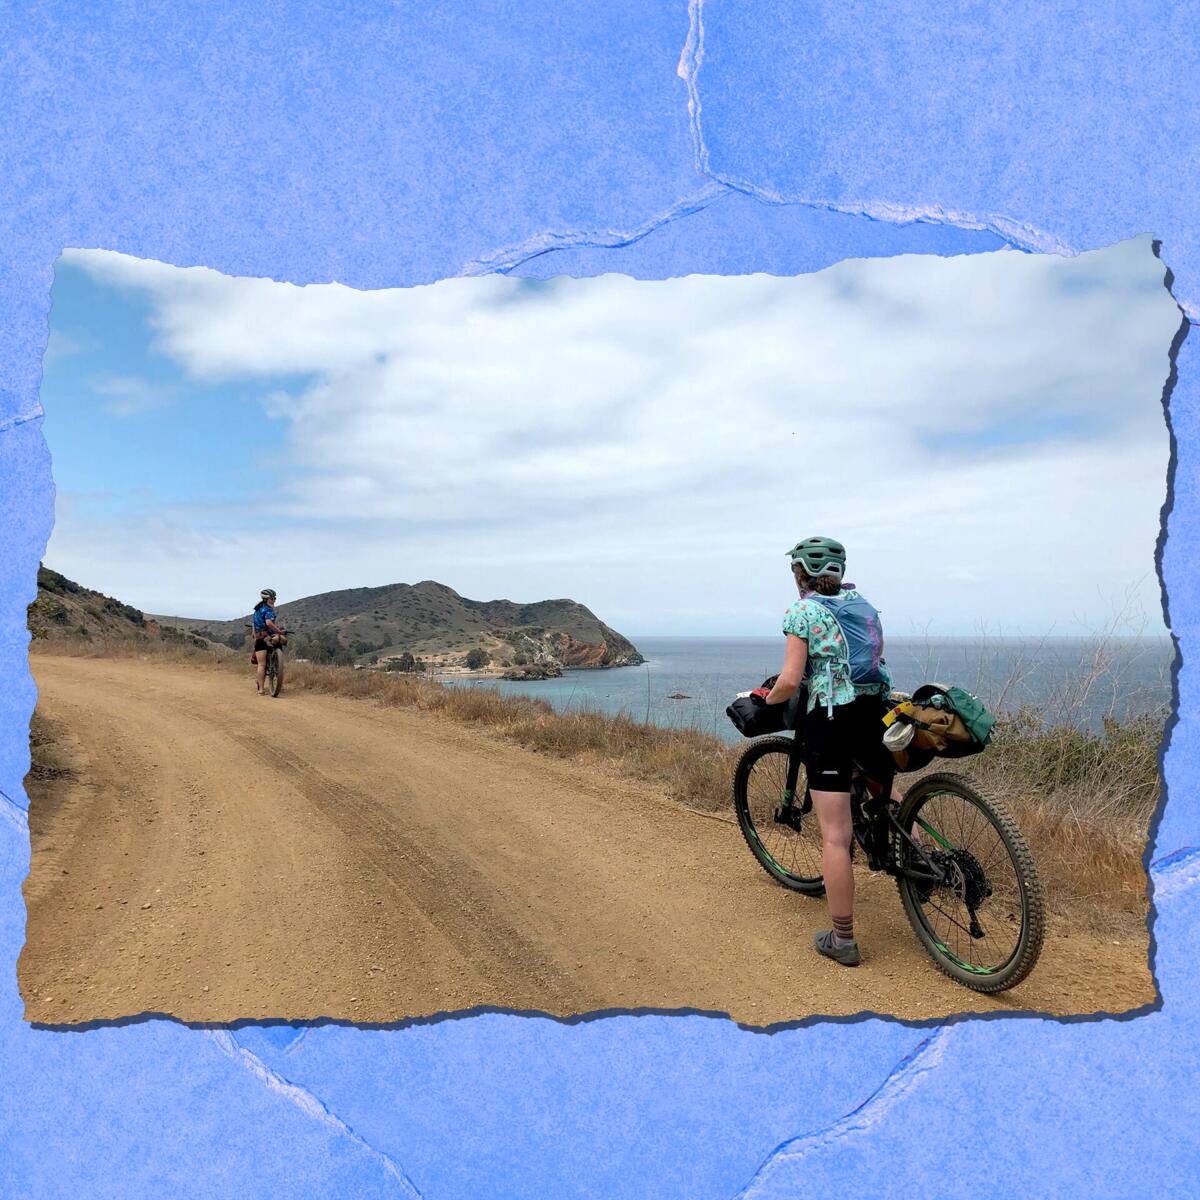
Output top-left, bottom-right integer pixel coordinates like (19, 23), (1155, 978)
(774, 734), (951, 888)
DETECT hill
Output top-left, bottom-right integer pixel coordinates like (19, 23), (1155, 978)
(155, 579), (644, 672)
(26, 567), (223, 652)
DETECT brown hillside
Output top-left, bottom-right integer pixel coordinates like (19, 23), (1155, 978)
(156, 579), (643, 670)
(27, 567), (223, 653)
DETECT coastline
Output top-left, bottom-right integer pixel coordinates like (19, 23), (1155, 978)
(427, 658), (645, 684)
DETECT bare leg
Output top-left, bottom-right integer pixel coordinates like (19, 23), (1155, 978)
(256, 646), (268, 693)
(810, 788), (854, 930)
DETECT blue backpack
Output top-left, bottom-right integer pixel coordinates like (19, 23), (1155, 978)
(805, 591), (887, 688)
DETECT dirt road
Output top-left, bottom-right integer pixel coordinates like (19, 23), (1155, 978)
(20, 655), (1154, 1025)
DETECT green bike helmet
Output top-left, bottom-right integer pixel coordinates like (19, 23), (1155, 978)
(786, 536), (846, 578)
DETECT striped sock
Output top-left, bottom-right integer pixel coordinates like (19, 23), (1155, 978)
(831, 914), (855, 947)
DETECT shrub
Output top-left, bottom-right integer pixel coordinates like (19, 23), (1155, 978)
(101, 596), (144, 625)
(28, 595), (68, 626)
(37, 566), (80, 596)
(465, 647), (489, 670)
(289, 627), (354, 666)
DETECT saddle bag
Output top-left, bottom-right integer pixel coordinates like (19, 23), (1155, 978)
(882, 683), (996, 770)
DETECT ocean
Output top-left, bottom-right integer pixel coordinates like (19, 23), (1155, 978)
(446, 636), (1174, 742)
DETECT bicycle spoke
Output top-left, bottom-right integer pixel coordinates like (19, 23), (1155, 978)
(906, 788), (1025, 974)
(927, 897), (981, 960)
(739, 743), (822, 887)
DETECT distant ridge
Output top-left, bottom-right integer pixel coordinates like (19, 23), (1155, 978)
(153, 579), (644, 671)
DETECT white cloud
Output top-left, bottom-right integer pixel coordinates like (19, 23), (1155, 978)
(89, 374), (175, 417)
(53, 239), (1179, 633)
(42, 329), (86, 363)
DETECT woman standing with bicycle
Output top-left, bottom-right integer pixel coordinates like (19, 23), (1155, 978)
(733, 541), (1045, 992)
(761, 537), (897, 967)
(252, 587), (281, 697)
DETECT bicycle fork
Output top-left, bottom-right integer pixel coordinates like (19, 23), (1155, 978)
(773, 741), (811, 833)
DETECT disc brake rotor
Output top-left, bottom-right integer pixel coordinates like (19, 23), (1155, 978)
(924, 846), (994, 939)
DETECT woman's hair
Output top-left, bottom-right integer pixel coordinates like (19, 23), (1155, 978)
(254, 598), (267, 611)
(793, 564), (842, 597)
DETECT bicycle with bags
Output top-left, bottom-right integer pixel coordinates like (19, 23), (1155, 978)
(246, 624), (290, 697)
(728, 684), (1045, 992)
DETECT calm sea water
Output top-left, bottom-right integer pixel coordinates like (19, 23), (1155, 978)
(447, 636), (1174, 742)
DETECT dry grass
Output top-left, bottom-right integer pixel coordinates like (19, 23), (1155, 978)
(29, 639), (1163, 928)
(953, 708), (1161, 929)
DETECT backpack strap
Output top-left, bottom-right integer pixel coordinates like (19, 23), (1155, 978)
(804, 592), (850, 716)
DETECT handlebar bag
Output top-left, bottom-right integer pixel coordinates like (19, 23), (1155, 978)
(726, 679), (806, 738)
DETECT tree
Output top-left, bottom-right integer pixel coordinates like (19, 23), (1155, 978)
(465, 647), (488, 670)
(291, 627), (354, 666)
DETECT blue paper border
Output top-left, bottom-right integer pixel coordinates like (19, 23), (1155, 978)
(3, 3), (1198, 1196)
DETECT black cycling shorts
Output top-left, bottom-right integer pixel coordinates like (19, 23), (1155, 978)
(802, 692), (894, 793)
(254, 637), (270, 652)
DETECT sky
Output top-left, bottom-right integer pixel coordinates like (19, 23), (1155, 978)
(39, 236), (1179, 637)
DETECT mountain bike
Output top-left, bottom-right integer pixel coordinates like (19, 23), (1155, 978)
(247, 626), (290, 697)
(732, 733), (1044, 992)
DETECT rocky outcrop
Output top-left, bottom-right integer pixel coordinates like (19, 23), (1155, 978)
(501, 663), (564, 681)
(542, 631), (643, 668)
(494, 628), (642, 671)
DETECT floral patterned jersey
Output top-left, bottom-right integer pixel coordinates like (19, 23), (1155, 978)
(782, 589), (891, 715)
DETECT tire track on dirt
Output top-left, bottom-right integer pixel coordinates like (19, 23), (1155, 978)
(214, 723), (581, 1010)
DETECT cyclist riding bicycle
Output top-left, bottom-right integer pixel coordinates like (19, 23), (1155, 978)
(251, 588), (281, 697)
(761, 536), (899, 967)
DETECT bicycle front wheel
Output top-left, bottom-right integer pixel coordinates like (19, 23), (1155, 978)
(895, 772), (1044, 992)
(732, 736), (824, 895)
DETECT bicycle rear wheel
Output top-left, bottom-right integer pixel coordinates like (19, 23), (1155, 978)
(895, 772), (1043, 992)
(732, 736), (824, 895)
(267, 649), (284, 697)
